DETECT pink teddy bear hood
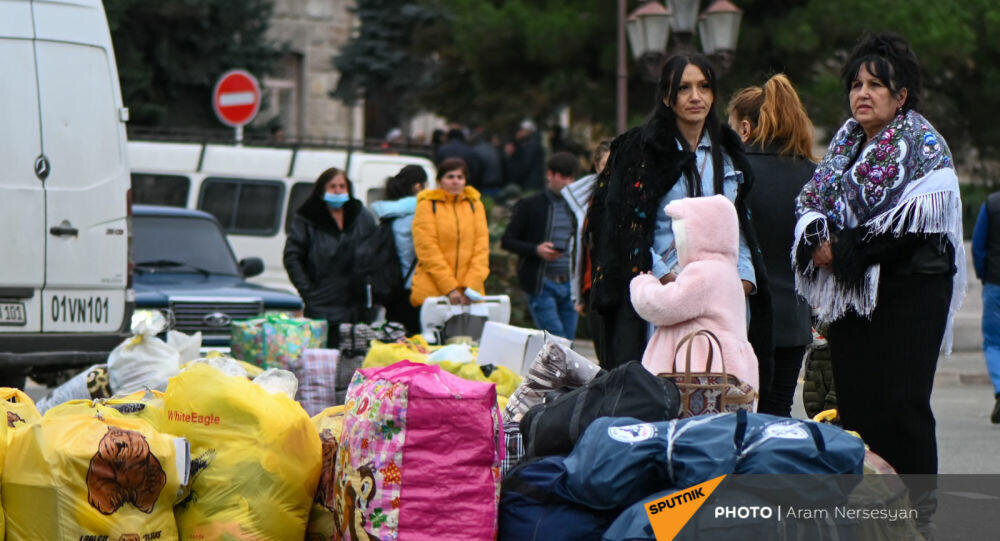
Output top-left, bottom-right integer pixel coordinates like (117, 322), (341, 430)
(629, 194), (759, 391)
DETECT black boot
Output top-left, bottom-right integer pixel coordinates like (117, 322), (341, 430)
(991, 393), (1000, 425)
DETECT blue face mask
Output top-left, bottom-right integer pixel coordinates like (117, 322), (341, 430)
(324, 193), (350, 209)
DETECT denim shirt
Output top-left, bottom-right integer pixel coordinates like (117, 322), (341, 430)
(650, 134), (756, 288)
(370, 196), (418, 289)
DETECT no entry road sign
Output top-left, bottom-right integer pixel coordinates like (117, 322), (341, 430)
(212, 69), (261, 128)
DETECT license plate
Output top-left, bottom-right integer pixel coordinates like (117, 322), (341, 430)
(43, 290), (125, 332)
(0, 302), (27, 326)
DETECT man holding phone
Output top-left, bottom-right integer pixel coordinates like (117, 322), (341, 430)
(501, 151), (580, 339)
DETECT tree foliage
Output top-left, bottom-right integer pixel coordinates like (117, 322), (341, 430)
(331, 0), (440, 119)
(332, 0), (1000, 166)
(728, 0), (1000, 171)
(418, 0), (617, 131)
(333, 0), (617, 132)
(106, 0), (281, 128)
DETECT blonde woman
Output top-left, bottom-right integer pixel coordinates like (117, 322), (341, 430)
(728, 74), (817, 417)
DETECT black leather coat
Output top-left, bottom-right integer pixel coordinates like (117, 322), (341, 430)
(744, 143), (815, 348)
(283, 196), (377, 324)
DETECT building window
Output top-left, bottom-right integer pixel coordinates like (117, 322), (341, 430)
(198, 177), (284, 235)
(258, 53), (304, 139)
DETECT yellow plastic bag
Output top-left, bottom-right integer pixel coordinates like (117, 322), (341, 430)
(164, 362), (322, 540)
(437, 361), (522, 397)
(3, 400), (186, 540)
(102, 389), (168, 428)
(0, 415), (7, 539)
(362, 336), (433, 368)
(0, 388), (40, 435)
(306, 406), (346, 540)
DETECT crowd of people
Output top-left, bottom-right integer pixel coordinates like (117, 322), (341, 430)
(283, 33), (965, 501)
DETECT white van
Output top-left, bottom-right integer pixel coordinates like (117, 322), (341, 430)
(0, 0), (132, 380)
(128, 140), (436, 291)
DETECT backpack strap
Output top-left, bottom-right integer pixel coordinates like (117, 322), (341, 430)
(403, 259), (417, 281)
(805, 422), (827, 453)
(734, 408), (748, 449)
(568, 384), (591, 442)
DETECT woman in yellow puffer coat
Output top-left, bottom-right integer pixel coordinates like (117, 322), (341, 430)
(411, 157), (490, 306)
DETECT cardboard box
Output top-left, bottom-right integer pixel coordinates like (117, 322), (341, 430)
(476, 322), (571, 375)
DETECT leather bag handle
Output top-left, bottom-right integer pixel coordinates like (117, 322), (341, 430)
(671, 329), (730, 380)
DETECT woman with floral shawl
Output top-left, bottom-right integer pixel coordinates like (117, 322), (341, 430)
(793, 32), (964, 482)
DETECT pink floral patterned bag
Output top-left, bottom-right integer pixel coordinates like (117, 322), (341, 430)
(334, 360), (503, 541)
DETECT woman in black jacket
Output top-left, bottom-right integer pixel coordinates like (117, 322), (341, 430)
(728, 74), (818, 416)
(283, 167), (377, 340)
(586, 54), (773, 385)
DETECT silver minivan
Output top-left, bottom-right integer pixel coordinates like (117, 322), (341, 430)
(0, 0), (133, 383)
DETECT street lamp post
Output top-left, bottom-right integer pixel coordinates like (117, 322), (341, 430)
(666, 0), (700, 49)
(615, 1), (742, 133)
(626, 2), (671, 81)
(617, 0), (628, 134)
(698, 0), (744, 72)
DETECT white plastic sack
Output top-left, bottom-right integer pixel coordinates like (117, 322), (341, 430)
(188, 356), (249, 378)
(108, 318), (180, 394)
(427, 343), (475, 364)
(167, 330), (202, 364)
(252, 368), (299, 400)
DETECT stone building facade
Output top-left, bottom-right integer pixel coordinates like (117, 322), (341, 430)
(262, 0), (363, 142)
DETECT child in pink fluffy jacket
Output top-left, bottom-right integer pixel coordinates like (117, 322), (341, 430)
(629, 194), (759, 391)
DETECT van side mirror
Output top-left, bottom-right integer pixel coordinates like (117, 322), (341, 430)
(239, 257), (264, 278)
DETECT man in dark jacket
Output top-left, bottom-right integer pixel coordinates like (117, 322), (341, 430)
(505, 120), (546, 191)
(435, 128), (483, 188)
(501, 152), (580, 339)
(471, 128), (504, 193)
(283, 171), (377, 341)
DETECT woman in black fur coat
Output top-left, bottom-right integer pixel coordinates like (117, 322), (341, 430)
(585, 54), (773, 391)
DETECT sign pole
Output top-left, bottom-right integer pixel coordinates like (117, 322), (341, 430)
(235, 125), (244, 146)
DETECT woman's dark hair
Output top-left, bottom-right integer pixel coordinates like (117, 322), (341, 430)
(436, 157), (468, 181)
(311, 167), (353, 200)
(841, 32), (921, 113)
(385, 165), (428, 200)
(656, 54), (724, 196)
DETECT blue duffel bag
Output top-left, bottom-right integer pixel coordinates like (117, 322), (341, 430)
(559, 411), (865, 513)
(559, 414), (742, 510)
(736, 412), (865, 475)
(499, 456), (615, 541)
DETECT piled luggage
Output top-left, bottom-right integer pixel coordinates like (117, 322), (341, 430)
(7, 310), (914, 540)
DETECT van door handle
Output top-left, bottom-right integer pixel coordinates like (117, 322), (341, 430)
(49, 224), (79, 237)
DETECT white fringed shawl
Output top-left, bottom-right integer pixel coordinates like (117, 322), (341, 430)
(792, 110), (965, 353)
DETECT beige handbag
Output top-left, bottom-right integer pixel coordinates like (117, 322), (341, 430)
(658, 329), (756, 418)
